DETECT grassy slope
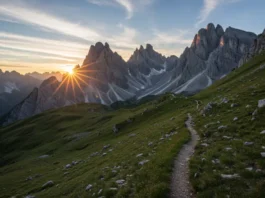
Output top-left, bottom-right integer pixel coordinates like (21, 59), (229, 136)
(0, 95), (192, 198)
(190, 52), (265, 198)
(0, 52), (265, 198)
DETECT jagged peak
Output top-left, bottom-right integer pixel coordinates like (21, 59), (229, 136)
(262, 29), (265, 35)
(206, 23), (215, 30)
(40, 76), (59, 88)
(105, 42), (110, 48)
(139, 45), (144, 50)
(146, 43), (153, 51)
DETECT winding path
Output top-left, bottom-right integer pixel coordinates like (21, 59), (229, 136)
(170, 114), (199, 198)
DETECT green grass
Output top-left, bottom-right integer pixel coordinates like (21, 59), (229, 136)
(0, 94), (192, 198)
(0, 52), (265, 198)
(190, 52), (265, 198)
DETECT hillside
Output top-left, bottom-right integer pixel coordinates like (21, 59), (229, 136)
(0, 52), (265, 197)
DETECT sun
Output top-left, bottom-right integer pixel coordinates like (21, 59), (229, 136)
(64, 66), (75, 75)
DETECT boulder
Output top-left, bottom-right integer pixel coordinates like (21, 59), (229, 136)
(221, 174), (240, 179)
(258, 99), (265, 108)
(86, 184), (93, 191)
(42, 181), (54, 189)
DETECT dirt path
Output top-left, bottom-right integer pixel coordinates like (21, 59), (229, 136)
(170, 114), (199, 198)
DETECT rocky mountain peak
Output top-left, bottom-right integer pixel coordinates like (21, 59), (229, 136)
(191, 23), (223, 60)
(206, 23), (215, 31)
(40, 76), (59, 89)
(146, 44), (154, 52)
(216, 24), (224, 37)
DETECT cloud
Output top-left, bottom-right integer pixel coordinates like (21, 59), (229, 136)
(87, 0), (153, 19)
(108, 24), (139, 49)
(114, 0), (134, 19)
(196, 0), (241, 27)
(0, 32), (90, 64)
(0, 4), (100, 42)
(86, 0), (115, 6)
(148, 29), (192, 45)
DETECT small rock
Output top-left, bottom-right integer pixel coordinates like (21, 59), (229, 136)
(109, 188), (118, 191)
(113, 125), (119, 134)
(26, 176), (33, 181)
(170, 117), (175, 121)
(212, 159), (220, 164)
(102, 153), (107, 156)
(38, 155), (49, 159)
(261, 152), (265, 157)
(139, 160), (149, 165)
(116, 179), (125, 185)
(128, 133), (136, 137)
(260, 130), (265, 134)
(231, 103), (238, 108)
(201, 143), (209, 147)
(86, 184), (93, 191)
(233, 117), (238, 121)
(65, 164), (72, 169)
(103, 145), (110, 150)
(42, 181), (54, 189)
(90, 152), (99, 157)
(221, 174), (239, 179)
(24, 196), (35, 198)
(252, 109), (258, 116)
(98, 189), (103, 195)
(136, 153), (143, 157)
(244, 142), (254, 146)
(223, 136), (232, 139)
(148, 142), (153, 146)
(258, 99), (265, 108)
(262, 146), (265, 150)
(246, 105), (251, 108)
(218, 125), (227, 130)
(245, 167), (253, 171)
(225, 147), (232, 151)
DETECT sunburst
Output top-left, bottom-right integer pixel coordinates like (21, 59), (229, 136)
(53, 64), (100, 99)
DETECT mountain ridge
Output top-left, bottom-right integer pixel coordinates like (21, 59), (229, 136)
(0, 23), (260, 126)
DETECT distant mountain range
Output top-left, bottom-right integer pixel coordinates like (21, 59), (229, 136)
(1, 23), (264, 126)
(26, 71), (63, 81)
(0, 70), (41, 116)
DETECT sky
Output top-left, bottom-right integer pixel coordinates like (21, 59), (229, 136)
(0, 0), (264, 74)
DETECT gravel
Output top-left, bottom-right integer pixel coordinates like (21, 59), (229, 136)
(170, 114), (198, 198)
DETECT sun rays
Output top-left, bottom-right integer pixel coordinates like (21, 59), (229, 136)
(51, 64), (102, 99)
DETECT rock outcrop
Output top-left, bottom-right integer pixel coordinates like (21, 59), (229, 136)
(238, 29), (265, 67)
(0, 71), (41, 116)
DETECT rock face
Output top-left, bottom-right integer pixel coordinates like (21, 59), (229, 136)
(0, 77), (64, 126)
(239, 29), (265, 67)
(172, 24), (257, 94)
(1, 24), (260, 126)
(0, 70), (41, 116)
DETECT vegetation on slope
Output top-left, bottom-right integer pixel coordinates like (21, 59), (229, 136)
(190, 52), (265, 197)
(0, 52), (265, 198)
(0, 94), (192, 198)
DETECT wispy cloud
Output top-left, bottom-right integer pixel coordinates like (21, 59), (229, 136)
(0, 4), (100, 42)
(114, 0), (134, 19)
(148, 29), (192, 45)
(87, 0), (153, 19)
(0, 32), (91, 66)
(196, 0), (241, 27)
